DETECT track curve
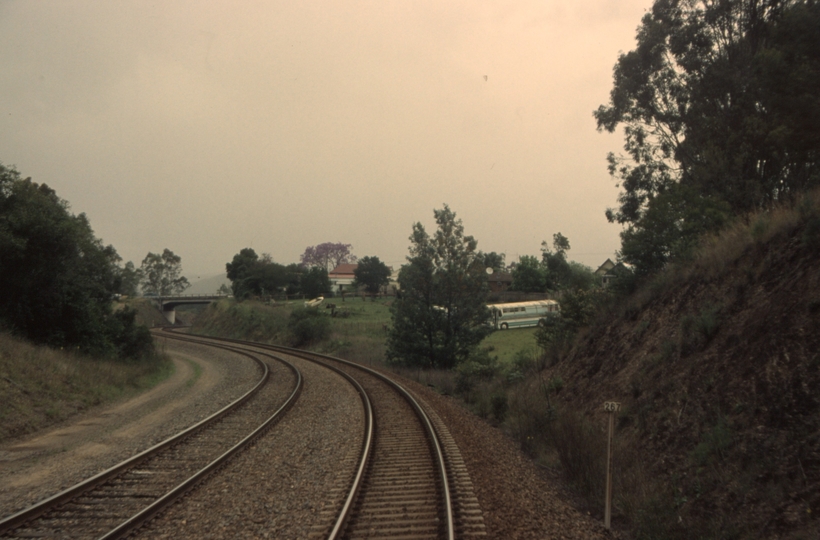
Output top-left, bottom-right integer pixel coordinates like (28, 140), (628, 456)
(166, 332), (486, 539)
(0, 334), (302, 540)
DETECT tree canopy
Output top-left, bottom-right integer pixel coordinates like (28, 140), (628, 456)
(510, 255), (546, 293)
(596, 0), (820, 276)
(140, 249), (190, 296)
(0, 162), (152, 359)
(225, 248), (313, 299)
(353, 256), (392, 296)
(387, 205), (491, 369)
(299, 242), (357, 272)
(300, 266), (331, 299)
(480, 251), (506, 272)
(510, 233), (594, 293)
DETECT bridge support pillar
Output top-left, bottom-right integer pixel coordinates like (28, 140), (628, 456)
(162, 308), (176, 325)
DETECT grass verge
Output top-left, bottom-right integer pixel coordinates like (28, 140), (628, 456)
(183, 358), (204, 388)
(0, 332), (173, 442)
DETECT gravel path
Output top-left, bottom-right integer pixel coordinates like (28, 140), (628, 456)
(0, 337), (261, 517)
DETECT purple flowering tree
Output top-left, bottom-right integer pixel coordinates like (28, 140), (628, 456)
(300, 242), (357, 272)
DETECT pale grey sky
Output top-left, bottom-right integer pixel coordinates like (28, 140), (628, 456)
(0, 1), (650, 279)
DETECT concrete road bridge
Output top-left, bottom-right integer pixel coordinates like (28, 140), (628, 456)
(151, 294), (230, 324)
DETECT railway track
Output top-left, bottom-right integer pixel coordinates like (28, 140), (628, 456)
(2, 329), (486, 539)
(176, 333), (487, 539)
(0, 334), (302, 540)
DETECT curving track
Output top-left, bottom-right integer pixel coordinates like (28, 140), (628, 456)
(1, 329), (486, 539)
(174, 334), (487, 539)
(0, 334), (302, 540)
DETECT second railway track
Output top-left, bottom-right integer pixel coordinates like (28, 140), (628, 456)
(0, 333), (302, 540)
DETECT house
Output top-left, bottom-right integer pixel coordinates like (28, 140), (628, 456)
(487, 271), (513, 293)
(594, 258), (630, 287)
(328, 263), (358, 294)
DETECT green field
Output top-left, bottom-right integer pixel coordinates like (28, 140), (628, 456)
(193, 296), (539, 367)
(324, 297), (539, 366)
(481, 327), (540, 365)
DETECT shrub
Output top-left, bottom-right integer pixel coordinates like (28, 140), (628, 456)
(549, 408), (606, 500)
(491, 393), (508, 423)
(455, 347), (502, 392)
(680, 304), (721, 357)
(287, 308), (330, 347)
(108, 307), (155, 360)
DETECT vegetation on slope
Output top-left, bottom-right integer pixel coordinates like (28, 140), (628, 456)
(0, 332), (172, 441)
(509, 190), (820, 539)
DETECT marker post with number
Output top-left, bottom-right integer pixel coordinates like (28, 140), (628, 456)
(603, 401), (621, 529)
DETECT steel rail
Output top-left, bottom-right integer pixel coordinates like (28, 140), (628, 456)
(0, 334), (301, 540)
(167, 331), (455, 540)
(100, 333), (304, 539)
(161, 330), (376, 539)
(291, 346), (455, 540)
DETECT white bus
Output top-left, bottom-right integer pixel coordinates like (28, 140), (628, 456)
(488, 300), (560, 330)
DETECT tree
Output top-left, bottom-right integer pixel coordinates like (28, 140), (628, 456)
(564, 261), (598, 291)
(0, 162), (153, 359)
(480, 251), (506, 272)
(117, 261), (142, 297)
(300, 266), (331, 299)
(595, 0), (820, 276)
(535, 288), (612, 357)
(511, 234), (594, 292)
(226, 248), (259, 285)
(510, 255), (546, 293)
(619, 184), (731, 277)
(387, 205), (491, 369)
(140, 249), (190, 296)
(225, 248), (296, 299)
(541, 233), (573, 290)
(300, 242), (357, 272)
(353, 256), (392, 296)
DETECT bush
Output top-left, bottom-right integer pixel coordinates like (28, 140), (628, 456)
(454, 347), (501, 394)
(491, 393), (508, 423)
(108, 307), (155, 360)
(287, 307), (331, 347)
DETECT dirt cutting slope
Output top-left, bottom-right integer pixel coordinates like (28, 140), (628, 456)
(548, 214), (820, 538)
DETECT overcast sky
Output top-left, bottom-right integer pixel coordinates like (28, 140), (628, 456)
(0, 1), (650, 280)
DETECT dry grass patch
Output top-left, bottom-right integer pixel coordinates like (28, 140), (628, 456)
(0, 333), (171, 441)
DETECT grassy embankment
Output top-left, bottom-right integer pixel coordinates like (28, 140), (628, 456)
(0, 331), (173, 442)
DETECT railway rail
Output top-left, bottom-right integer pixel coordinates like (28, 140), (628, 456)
(0, 334), (302, 540)
(173, 333), (487, 539)
(1, 329), (486, 539)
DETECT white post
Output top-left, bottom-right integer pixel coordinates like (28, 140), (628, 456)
(603, 401), (620, 530)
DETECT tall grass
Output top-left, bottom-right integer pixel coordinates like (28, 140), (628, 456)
(0, 333), (171, 441)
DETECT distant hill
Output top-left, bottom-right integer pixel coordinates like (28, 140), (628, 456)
(186, 273), (230, 295)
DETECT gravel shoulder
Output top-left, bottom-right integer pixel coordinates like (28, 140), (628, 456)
(395, 374), (616, 539)
(0, 337), (261, 517)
